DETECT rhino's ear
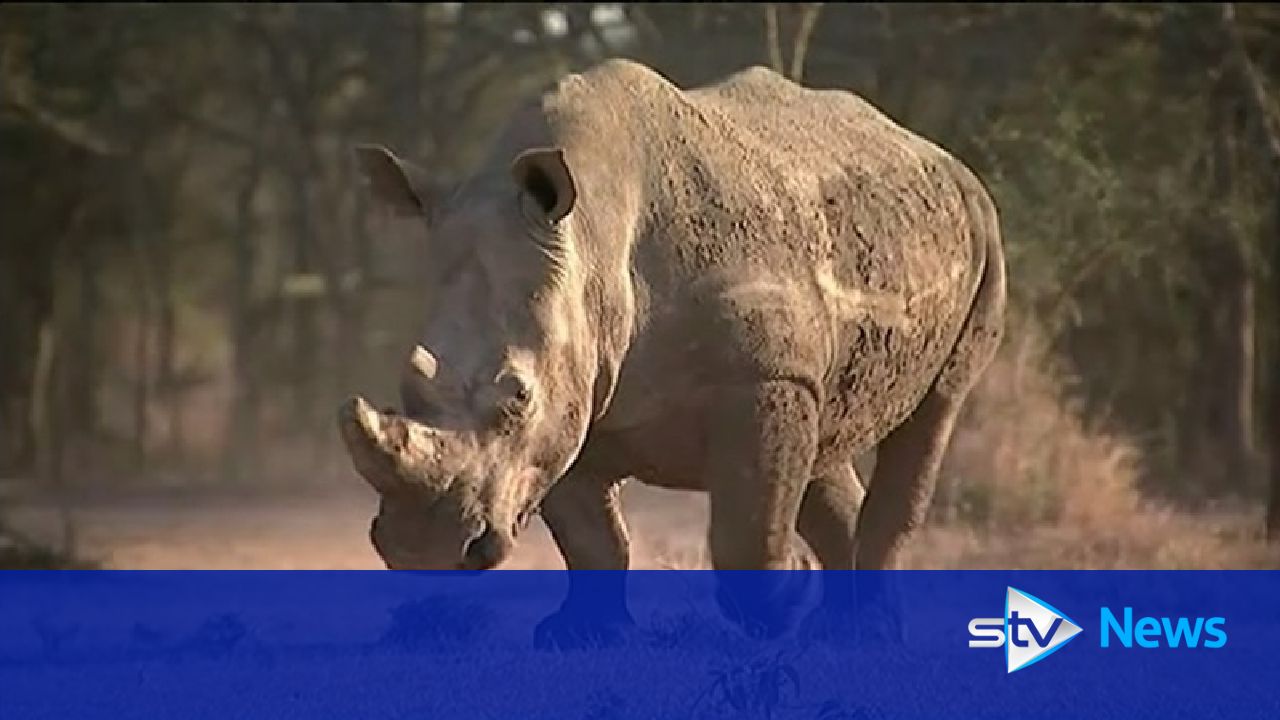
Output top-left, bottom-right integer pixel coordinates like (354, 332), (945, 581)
(511, 147), (577, 224)
(354, 144), (431, 219)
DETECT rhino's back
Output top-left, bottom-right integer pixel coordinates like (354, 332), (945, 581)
(678, 71), (983, 453)
(683, 66), (976, 291)
(542, 62), (989, 456)
(688, 66), (951, 192)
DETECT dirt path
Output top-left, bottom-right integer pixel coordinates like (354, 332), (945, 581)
(5, 484), (712, 570)
(12, 483), (1266, 571)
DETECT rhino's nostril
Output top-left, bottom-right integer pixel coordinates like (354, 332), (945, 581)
(461, 524), (507, 571)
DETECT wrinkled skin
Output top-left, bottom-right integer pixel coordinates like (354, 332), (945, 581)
(339, 60), (1006, 644)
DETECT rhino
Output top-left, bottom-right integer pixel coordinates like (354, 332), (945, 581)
(340, 59), (1005, 641)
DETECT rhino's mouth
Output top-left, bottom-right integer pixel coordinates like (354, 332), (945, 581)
(369, 506), (517, 572)
(368, 504), (536, 574)
(344, 396), (545, 571)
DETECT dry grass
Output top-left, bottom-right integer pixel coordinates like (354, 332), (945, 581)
(650, 323), (1276, 571)
(923, 324), (1275, 570)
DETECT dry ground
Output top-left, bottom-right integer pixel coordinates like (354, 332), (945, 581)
(10, 330), (1273, 571)
(7, 483), (1273, 570)
(4, 484), (710, 570)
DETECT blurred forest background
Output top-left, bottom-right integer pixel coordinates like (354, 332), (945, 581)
(1, 3), (1278, 570)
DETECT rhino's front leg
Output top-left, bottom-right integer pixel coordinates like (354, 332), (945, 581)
(534, 470), (634, 650)
(542, 473), (631, 570)
(706, 380), (820, 638)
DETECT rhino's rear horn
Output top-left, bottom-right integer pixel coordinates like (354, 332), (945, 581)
(409, 345), (438, 380)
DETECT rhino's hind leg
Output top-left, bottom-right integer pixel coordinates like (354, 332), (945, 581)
(855, 210), (1005, 570)
(798, 463), (864, 570)
(795, 463), (864, 642)
(854, 391), (963, 570)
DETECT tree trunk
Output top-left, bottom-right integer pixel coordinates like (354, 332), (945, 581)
(127, 189), (154, 474)
(153, 195), (182, 463)
(65, 235), (100, 440)
(1190, 67), (1258, 496)
(131, 277), (152, 474)
(1270, 167), (1280, 542)
(763, 4), (783, 73)
(788, 4), (823, 82)
(1218, 3), (1280, 540)
(224, 147), (265, 486)
(334, 154), (369, 406)
(1268, 173), (1280, 541)
(0, 253), (47, 478)
(287, 163), (320, 438)
(0, 131), (70, 479)
(1269, 375), (1280, 541)
(31, 320), (61, 490)
(32, 244), (78, 554)
(1221, 243), (1257, 488)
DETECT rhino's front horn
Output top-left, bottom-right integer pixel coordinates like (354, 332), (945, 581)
(337, 396), (452, 495)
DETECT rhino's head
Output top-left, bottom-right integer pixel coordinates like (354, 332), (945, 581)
(341, 141), (605, 571)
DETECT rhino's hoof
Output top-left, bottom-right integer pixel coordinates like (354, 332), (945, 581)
(857, 602), (907, 647)
(533, 609), (636, 652)
(714, 574), (815, 640)
(797, 603), (906, 648)
(797, 605), (862, 647)
(716, 597), (795, 640)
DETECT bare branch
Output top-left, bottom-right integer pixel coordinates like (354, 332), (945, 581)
(0, 40), (122, 156)
(134, 80), (286, 167)
(1222, 3), (1280, 169)
(789, 3), (824, 82)
(764, 4), (784, 73)
(626, 6), (663, 46)
(164, 102), (267, 153)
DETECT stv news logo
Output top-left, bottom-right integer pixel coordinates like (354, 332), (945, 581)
(968, 587), (1083, 673)
(968, 586), (1229, 674)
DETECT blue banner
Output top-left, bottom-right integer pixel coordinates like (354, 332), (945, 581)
(2, 570), (1278, 719)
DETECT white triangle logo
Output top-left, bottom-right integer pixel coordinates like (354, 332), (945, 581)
(1005, 587), (1082, 673)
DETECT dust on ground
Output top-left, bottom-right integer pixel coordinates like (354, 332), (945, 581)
(7, 483), (1272, 570)
(5, 484), (713, 570)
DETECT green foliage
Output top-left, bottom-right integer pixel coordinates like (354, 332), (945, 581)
(975, 37), (1201, 331)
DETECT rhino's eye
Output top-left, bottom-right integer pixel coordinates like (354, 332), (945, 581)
(495, 373), (534, 418)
